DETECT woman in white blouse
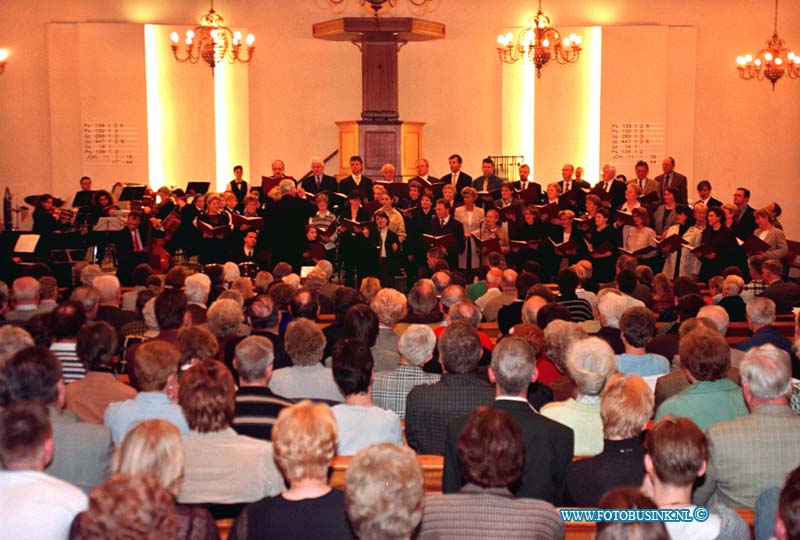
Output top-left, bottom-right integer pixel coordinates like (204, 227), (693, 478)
(455, 187), (484, 271)
(623, 207), (657, 262)
(753, 208), (788, 261)
(662, 205), (702, 280)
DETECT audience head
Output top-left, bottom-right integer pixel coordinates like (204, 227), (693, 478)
(273, 401), (338, 485)
(431, 271), (451, 294)
(184, 273), (211, 304)
(679, 327), (729, 382)
(346, 443), (424, 540)
(777, 466), (800, 540)
(273, 262), (293, 280)
(457, 407), (523, 489)
(12, 276), (39, 305)
(207, 298), (244, 338)
(285, 318), (326, 366)
(2, 346), (62, 407)
(536, 302), (572, 329)
(600, 373), (654, 440)
(245, 294), (279, 330)
(134, 341), (180, 393)
(746, 296), (776, 329)
(234, 335), (274, 385)
(485, 268), (503, 289)
(333, 287), (364, 321)
(0, 326), (34, 368)
(154, 289), (189, 330)
(722, 274), (744, 297)
(38, 276), (58, 302)
(179, 360), (235, 433)
(397, 325), (436, 367)
(289, 287), (319, 321)
(645, 416), (708, 487)
(557, 268), (580, 295)
(595, 487), (669, 540)
(740, 344), (792, 405)
(332, 338), (374, 397)
(567, 337), (616, 397)
(359, 277), (382, 304)
(544, 320), (589, 372)
(112, 419), (183, 496)
(176, 326), (218, 368)
(407, 280), (437, 314)
(253, 271), (274, 294)
(438, 321), (482, 374)
(77, 322), (117, 372)
(164, 266), (188, 290)
(439, 285), (466, 313)
(447, 300), (482, 328)
(73, 474), (178, 540)
(490, 337), (535, 396)
(521, 295), (548, 325)
(345, 304), (379, 347)
(93, 275), (122, 305)
(619, 306), (656, 348)
(616, 270), (638, 295)
(50, 300), (86, 340)
(0, 400), (52, 470)
(507, 323), (545, 358)
(696, 304), (730, 336)
(370, 288), (408, 327)
(676, 293), (705, 321)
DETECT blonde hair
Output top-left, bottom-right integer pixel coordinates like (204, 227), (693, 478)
(112, 420), (183, 496)
(370, 288), (408, 326)
(273, 401), (337, 483)
(359, 277), (382, 304)
(600, 373), (654, 439)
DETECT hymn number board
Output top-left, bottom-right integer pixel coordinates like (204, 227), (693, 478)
(610, 122), (665, 168)
(82, 122), (139, 165)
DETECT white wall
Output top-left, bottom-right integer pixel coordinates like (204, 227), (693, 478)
(1, 0), (798, 234)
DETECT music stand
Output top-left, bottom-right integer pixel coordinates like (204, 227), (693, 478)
(118, 186), (146, 202)
(186, 182), (211, 195)
(13, 234), (41, 255)
(71, 190), (96, 208)
(94, 217), (126, 232)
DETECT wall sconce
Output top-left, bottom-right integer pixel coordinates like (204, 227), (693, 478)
(0, 49), (9, 75)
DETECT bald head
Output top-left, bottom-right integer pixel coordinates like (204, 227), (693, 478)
(12, 277), (39, 305)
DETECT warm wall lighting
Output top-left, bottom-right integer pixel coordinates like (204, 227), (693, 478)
(736, 0), (799, 89)
(497, 0), (582, 78)
(170, 0), (254, 72)
(0, 49), (9, 75)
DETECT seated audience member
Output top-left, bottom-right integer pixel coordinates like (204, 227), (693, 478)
(232, 335), (293, 441)
(65, 322), (137, 424)
(184, 272), (211, 325)
(656, 328), (748, 430)
(593, 290), (641, 354)
(240, 294), (291, 370)
(109, 419), (219, 539)
(323, 287), (364, 360)
(541, 320), (589, 399)
(481, 269), (518, 324)
(507, 323), (555, 410)
(647, 292), (706, 361)
(708, 275), (725, 304)
(270, 319), (344, 402)
(104, 340), (189, 445)
(2, 346), (112, 493)
(475, 268), (504, 312)
(696, 304), (746, 368)
(736, 298), (797, 371)
(178, 360), (283, 512)
(497, 272), (539, 335)
(520, 293), (550, 328)
(775, 466), (800, 540)
(0, 325), (34, 366)
(405, 321), (495, 455)
(371, 324), (440, 419)
(303, 270), (334, 315)
(643, 417), (749, 539)
(443, 338), (573, 503)
(566, 373), (653, 507)
(176, 325), (219, 371)
(541, 337), (616, 456)
(359, 277), (381, 305)
(400, 279), (443, 325)
(345, 303), (379, 349)
(49, 300), (88, 384)
(70, 474), (178, 540)
(37, 276), (59, 312)
(556, 268), (593, 322)
(759, 259), (800, 314)
(93, 275), (139, 351)
(370, 288), (408, 372)
(649, 273), (675, 314)
(424, 408), (564, 539)
(207, 298), (248, 362)
(536, 302), (573, 330)
(694, 344), (800, 509)
(6, 276), (43, 322)
(331, 338), (403, 455)
(121, 264), (154, 312)
(0, 400), (88, 540)
(594, 487), (669, 540)
(289, 287), (319, 322)
(655, 275), (700, 325)
(345, 443), (425, 540)
(615, 306), (669, 377)
(230, 401), (352, 540)
(719, 274), (747, 322)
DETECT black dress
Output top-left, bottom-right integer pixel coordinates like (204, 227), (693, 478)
(585, 224), (620, 285)
(230, 489), (354, 540)
(699, 225), (738, 282)
(197, 212), (231, 264)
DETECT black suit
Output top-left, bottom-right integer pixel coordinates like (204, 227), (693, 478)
(227, 245), (270, 270)
(734, 204), (757, 240)
(228, 180), (248, 204)
(114, 224), (151, 286)
(559, 180), (589, 213)
(300, 174), (337, 195)
(512, 181), (542, 203)
(441, 171), (472, 193)
(595, 180), (627, 212)
(365, 227), (401, 286)
(338, 175), (374, 200)
(429, 216), (465, 270)
(655, 172), (688, 204)
(265, 194), (315, 271)
(443, 398), (574, 504)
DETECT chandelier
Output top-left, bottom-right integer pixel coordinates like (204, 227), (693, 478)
(496, 0), (581, 78)
(0, 49), (8, 76)
(169, 0), (255, 72)
(736, 0), (799, 89)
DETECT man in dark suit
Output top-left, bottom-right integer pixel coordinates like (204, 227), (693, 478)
(338, 155), (373, 200)
(512, 163), (542, 203)
(114, 213), (151, 286)
(366, 211), (402, 287)
(695, 180), (723, 208)
(759, 260), (800, 315)
(594, 163), (627, 212)
(733, 187), (757, 240)
(472, 157), (503, 192)
(654, 156), (688, 204)
(443, 337), (573, 503)
(265, 179), (315, 271)
(409, 158), (439, 187)
(93, 274), (139, 353)
(300, 156), (337, 194)
(735, 297), (797, 371)
(228, 230), (270, 270)
(405, 322), (495, 455)
(558, 163), (589, 214)
(441, 154), (473, 193)
(429, 199), (465, 271)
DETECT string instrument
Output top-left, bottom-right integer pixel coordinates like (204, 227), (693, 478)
(51, 206), (74, 224)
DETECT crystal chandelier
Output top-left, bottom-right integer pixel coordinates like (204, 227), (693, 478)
(736, 0), (799, 89)
(170, 0), (255, 72)
(496, 0), (582, 78)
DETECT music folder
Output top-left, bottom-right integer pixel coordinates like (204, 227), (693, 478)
(185, 182), (211, 195)
(422, 233), (457, 250)
(71, 190), (96, 208)
(471, 232), (502, 254)
(118, 185), (147, 202)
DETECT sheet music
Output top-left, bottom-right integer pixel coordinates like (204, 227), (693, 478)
(14, 234), (40, 253)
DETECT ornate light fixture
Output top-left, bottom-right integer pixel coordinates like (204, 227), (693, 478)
(736, 0), (799, 90)
(169, 0), (255, 72)
(496, 0), (581, 78)
(0, 49), (8, 76)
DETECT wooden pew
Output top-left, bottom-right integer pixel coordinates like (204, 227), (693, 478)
(329, 454), (444, 495)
